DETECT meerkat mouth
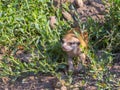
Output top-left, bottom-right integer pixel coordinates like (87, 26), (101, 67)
(62, 48), (72, 52)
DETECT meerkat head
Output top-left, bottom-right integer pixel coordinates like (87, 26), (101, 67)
(61, 33), (80, 52)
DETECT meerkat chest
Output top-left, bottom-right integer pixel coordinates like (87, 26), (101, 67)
(67, 47), (81, 57)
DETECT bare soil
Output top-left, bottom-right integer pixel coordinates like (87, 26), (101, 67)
(0, 64), (119, 90)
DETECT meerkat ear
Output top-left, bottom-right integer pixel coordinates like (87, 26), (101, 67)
(60, 35), (64, 42)
(60, 38), (64, 43)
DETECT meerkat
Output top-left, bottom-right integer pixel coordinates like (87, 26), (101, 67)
(61, 27), (88, 72)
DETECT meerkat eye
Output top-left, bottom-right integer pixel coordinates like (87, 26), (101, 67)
(68, 42), (72, 45)
(69, 42), (75, 45)
(72, 42), (75, 44)
(77, 42), (80, 45)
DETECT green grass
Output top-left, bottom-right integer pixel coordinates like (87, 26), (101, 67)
(0, 0), (120, 89)
(0, 0), (71, 81)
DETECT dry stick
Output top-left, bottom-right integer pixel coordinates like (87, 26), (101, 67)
(93, 36), (108, 47)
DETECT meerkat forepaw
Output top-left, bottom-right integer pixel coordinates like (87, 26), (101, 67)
(76, 63), (83, 72)
(69, 66), (74, 71)
(61, 28), (88, 72)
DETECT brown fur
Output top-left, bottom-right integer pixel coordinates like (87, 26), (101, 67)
(66, 27), (88, 49)
(61, 27), (88, 71)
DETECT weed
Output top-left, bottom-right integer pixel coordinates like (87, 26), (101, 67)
(0, 0), (119, 89)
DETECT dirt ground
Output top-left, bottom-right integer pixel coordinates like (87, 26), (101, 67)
(0, 0), (120, 90)
(53, 0), (106, 23)
(0, 63), (120, 90)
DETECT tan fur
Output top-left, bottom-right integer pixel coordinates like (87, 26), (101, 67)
(61, 27), (88, 71)
(67, 27), (88, 49)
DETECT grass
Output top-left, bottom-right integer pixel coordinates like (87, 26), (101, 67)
(0, 0), (69, 79)
(0, 0), (120, 89)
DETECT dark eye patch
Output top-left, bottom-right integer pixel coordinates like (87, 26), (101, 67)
(68, 42), (75, 45)
(77, 42), (80, 45)
(68, 42), (80, 46)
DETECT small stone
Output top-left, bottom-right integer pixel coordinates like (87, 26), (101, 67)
(74, 0), (84, 8)
(2, 77), (10, 84)
(29, 76), (35, 80)
(62, 11), (73, 22)
(56, 81), (62, 88)
(72, 87), (79, 90)
(85, 86), (97, 90)
(49, 16), (57, 29)
(16, 50), (24, 55)
(61, 85), (67, 90)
